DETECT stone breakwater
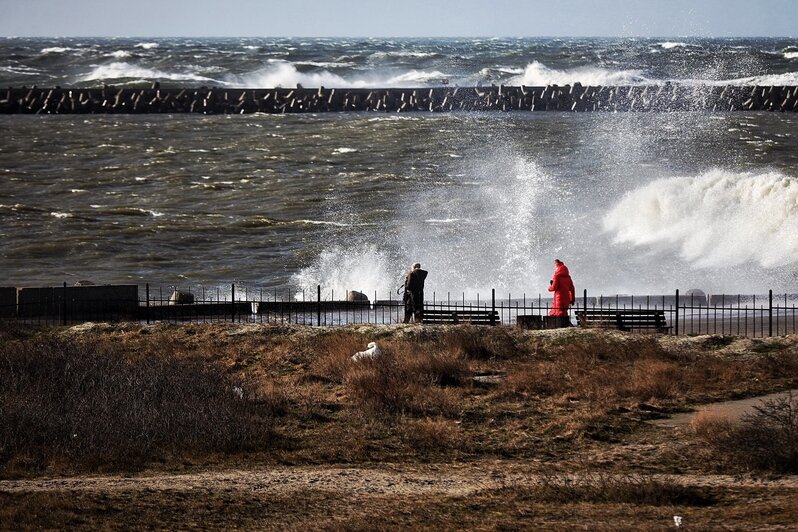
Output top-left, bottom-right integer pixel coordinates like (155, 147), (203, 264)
(2, 84), (798, 114)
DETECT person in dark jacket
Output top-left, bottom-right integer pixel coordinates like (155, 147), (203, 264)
(548, 259), (575, 326)
(403, 262), (428, 323)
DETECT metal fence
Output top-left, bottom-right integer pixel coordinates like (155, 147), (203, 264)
(1, 283), (797, 338)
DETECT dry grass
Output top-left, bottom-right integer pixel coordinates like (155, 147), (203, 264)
(0, 338), (274, 475)
(692, 393), (798, 473)
(530, 472), (716, 506)
(2, 323), (798, 477)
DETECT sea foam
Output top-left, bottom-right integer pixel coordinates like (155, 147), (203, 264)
(80, 62), (220, 84)
(510, 61), (649, 86)
(603, 169), (798, 269)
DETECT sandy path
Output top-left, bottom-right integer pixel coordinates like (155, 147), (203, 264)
(651, 389), (797, 428)
(3, 464), (798, 495)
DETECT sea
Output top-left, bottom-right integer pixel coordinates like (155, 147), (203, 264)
(1, 37), (798, 298)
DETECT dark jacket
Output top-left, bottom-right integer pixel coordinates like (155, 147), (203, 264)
(404, 269), (428, 304)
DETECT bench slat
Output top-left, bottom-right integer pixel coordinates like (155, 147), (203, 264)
(419, 308), (499, 326)
(576, 308), (670, 332)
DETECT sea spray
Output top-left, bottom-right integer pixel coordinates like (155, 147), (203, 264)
(603, 169), (798, 269)
(510, 61), (650, 86)
(293, 150), (560, 298)
(291, 244), (396, 300)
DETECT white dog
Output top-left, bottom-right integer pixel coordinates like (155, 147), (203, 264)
(351, 341), (381, 361)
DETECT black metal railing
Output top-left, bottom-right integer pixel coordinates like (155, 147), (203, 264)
(2, 283), (797, 338)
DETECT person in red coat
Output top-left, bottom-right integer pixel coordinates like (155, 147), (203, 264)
(548, 259), (575, 325)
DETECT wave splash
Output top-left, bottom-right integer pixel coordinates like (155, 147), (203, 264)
(80, 62), (221, 84)
(510, 61), (649, 86)
(227, 60), (446, 88)
(292, 154), (557, 296)
(603, 169), (798, 269)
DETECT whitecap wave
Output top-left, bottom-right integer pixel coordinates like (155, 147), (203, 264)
(107, 50), (132, 59)
(228, 61), (351, 87)
(370, 51), (438, 60)
(784, 52), (798, 60)
(657, 42), (688, 49)
(603, 169), (798, 269)
(79, 62), (221, 84)
(294, 60), (356, 68)
(385, 69), (447, 84)
(510, 61), (649, 86)
(134, 42), (158, 49)
(40, 47), (72, 54)
(228, 60), (446, 88)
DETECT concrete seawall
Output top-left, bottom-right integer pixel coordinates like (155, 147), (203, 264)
(2, 84), (798, 114)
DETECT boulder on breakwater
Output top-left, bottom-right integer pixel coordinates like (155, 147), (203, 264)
(2, 84), (797, 114)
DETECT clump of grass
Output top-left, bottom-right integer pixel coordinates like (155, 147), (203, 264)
(308, 333), (365, 383)
(441, 326), (520, 360)
(0, 339), (274, 474)
(401, 417), (462, 454)
(343, 346), (466, 417)
(623, 359), (683, 401)
(692, 393), (798, 473)
(531, 472), (716, 506)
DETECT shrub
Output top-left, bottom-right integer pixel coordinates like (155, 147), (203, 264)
(0, 339), (273, 473)
(623, 359), (683, 401)
(441, 326), (520, 360)
(308, 333), (369, 383)
(401, 417), (461, 453)
(343, 349), (463, 418)
(692, 393), (798, 473)
(531, 472), (715, 506)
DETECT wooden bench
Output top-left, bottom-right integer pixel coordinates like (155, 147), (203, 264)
(420, 308), (500, 325)
(576, 309), (671, 333)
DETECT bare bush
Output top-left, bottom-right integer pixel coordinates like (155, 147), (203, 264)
(532, 472), (715, 506)
(401, 417), (461, 454)
(343, 349), (463, 418)
(441, 326), (520, 360)
(0, 340), (273, 473)
(308, 333), (369, 383)
(692, 393), (798, 473)
(623, 359), (683, 401)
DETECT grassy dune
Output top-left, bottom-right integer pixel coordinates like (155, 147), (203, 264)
(1, 322), (798, 528)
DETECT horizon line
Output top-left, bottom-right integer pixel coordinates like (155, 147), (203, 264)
(1, 34), (796, 40)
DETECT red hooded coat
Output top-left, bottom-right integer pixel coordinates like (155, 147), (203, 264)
(548, 262), (575, 316)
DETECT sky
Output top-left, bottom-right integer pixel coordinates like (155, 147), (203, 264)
(0, 0), (796, 38)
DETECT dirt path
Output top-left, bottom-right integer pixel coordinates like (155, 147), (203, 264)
(651, 389), (797, 428)
(3, 463), (798, 496)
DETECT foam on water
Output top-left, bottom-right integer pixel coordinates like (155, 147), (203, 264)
(81, 62), (220, 84)
(228, 60), (447, 88)
(603, 169), (798, 269)
(657, 42), (690, 49)
(510, 61), (650, 86)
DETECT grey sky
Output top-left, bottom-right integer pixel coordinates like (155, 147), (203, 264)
(1, 0), (795, 38)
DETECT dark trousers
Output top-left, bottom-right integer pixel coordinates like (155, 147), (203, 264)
(403, 293), (423, 323)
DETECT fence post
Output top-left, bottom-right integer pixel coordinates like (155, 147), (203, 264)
(769, 289), (773, 337)
(232, 283), (236, 323)
(145, 283), (150, 325)
(674, 289), (679, 336)
(491, 288), (496, 325)
(317, 284), (321, 326)
(62, 281), (67, 326)
(583, 288), (587, 318)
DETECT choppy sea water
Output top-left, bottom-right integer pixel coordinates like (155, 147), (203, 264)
(1, 38), (798, 296)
